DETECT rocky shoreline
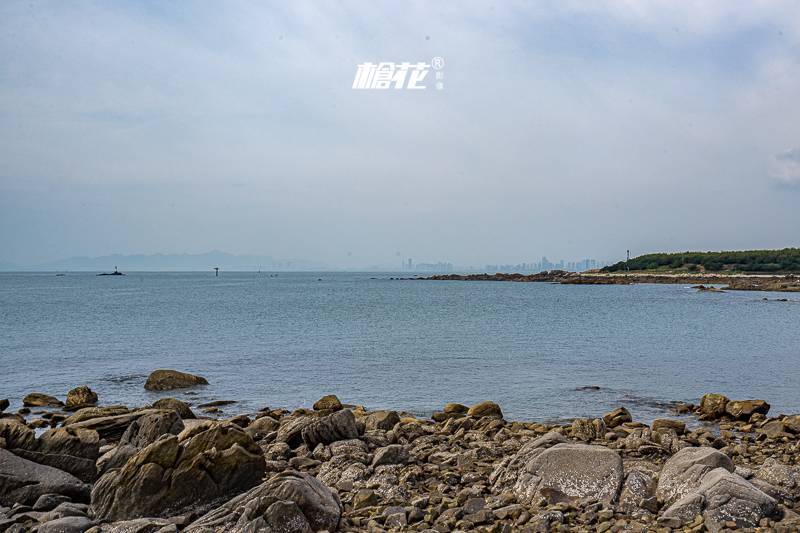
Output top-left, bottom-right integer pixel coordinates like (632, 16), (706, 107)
(415, 272), (800, 293)
(1, 371), (799, 533)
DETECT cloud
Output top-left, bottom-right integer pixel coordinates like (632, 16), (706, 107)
(769, 146), (800, 184)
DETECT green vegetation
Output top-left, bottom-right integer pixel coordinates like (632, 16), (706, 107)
(601, 248), (800, 273)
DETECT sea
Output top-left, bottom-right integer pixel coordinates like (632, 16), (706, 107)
(1, 271), (798, 426)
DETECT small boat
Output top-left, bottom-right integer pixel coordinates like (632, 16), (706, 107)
(97, 266), (125, 276)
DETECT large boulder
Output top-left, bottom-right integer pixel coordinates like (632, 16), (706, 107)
(364, 410), (400, 432)
(276, 416), (316, 449)
(0, 419), (37, 450)
(571, 418), (606, 441)
(91, 421), (266, 521)
(23, 393), (64, 408)
(301, 409), (359, 449)
(64, 386), (98, 411)
(724, 400), (770, 421)
(143, 369), (209, 391)
(699, 393), (730, 420)
(313, 395), (343, 411)
(0, 448), (91, 506)
(63, 409), (166, 442)
(11, 427), (100, 483)
(602, 406), (632, 429)
(151, 397), (196, 420)
(184, 470), (342, 533)
(467, 401), (503, 419)
(118, 410), (185, 448)
(663, 468), (777, 527)
(490, 437), (622, 505)
(655, 447), (735, 506)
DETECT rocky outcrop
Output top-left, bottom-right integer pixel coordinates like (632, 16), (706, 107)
(118, 410), (185, 448)
(143, 369), (209, 391)
(11, 427), (100, 483)
(64, 386), (98, 411)
(699, 393), (730, 420)
(603, 406), (632, 428)
(313, 394), (343, 411)
(656, 447), (735, 506)
(184, 471), (342, 533)
(63, 409), (166, 442)
(724, 399), (770, 421)
(23, 393), (64, 408)
(467, 401), (503, 419)
(91, 421), (266, 521)
(0, 448), (91, 505)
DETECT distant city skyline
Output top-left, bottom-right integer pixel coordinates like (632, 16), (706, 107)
(401, 256), (611, 273)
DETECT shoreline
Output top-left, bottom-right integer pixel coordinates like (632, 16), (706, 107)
(415, 271), (800, 292)
(2, 381), (799, 532)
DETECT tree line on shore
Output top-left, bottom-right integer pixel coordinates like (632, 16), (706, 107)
(601, 248), (800, 274)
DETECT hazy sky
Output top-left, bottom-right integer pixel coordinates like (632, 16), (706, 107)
(2, 1), (799, 269)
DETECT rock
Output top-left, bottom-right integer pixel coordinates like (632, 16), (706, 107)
(759, 420), (794, 439)
(372, 445), (409, 467)
(118, 411), (185, 448)
(100, 517), (173, 533)
(699, 393), (730, 420)
(652, 418), (686, 434)
(64, 387), (98, 412)
(37, 427), (100, 461)
(467, 401), (503, 419)
(353, 488), (379, 509)
(663, 468), (776, 527)
(10, 449), (95, 484)
(63, 409), (166, 443)
(364, 410), (400, 432)
(184, 470), (342, 533)
(0, 399), (8, 412)
(724, 399), (770, 421)
(655, 447), (735, 506)
(301, 409), (359, 449)
(0, 419), (37, 450)
(95, 445), (138, 478)
(782, 413), (800, 433)
(329, 439), (369, 457)
(571, 418), (606, 441)
(491, 442), (623, 505)
(151, 398), (196, 420)
(602, 406), (632, 429)
(245, 416), (280, 441)
(444, 403), (469, 415)
(0, 448), (91, 506)
(60, 406), (130, 426)
(91, 422), (266, 521)
(619, 471), (655, 511)
(143, 369), (208, 391)
(276, 416), (316, 449)
(313, 395), (343, 411)
(23, 393), (64, 408)
(37, 516), (94, 533)
(753, 458), (798, 492)
(33, 493), (73, 511)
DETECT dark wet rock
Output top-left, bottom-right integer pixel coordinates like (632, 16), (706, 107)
(663, 468), (777, 526)
(467, 401), (502, 419)
(491, 441), (623, 504)
(724, 399), (770, 421)
(23, 393), (64, 408)
(313, 394), (343, 411)
(184, 470), (341, 533)
(64, 387), (98, 412)
(143, 369), (208, 391)
(91, 421), (266, 521)
(364, 410), (400, 432)
(699, 393), (730, 420)
(0, 449), (91, 506)
(0, 400), (8, 413)
(10, 449), (96, 484)
(95, 444), (138, 478)
(33, 493), (73, 512)
(301, 409), (359, 449)
(655, 447), (735, 506)
(63, 409), (164, 443)
(118, 411), (184, 449)
(37, 516), (94, 533)
(151, 398), (196, 420)
(602, 406), (632, 429)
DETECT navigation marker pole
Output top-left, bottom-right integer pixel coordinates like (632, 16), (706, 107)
(214, 267), (219, 277)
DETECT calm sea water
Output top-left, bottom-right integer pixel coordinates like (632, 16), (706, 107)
(1, 271), (798, 424)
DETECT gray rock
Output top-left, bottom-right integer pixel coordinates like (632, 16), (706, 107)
(63, 409), (167, 443)
(0, 449), (91, 506)
(245, 416), (280, 441)
(119, 411), (184, 449)
(96, 445), (138, 477)
(37, 516), (94, 533)
(491, 442), (623, 505)
(301, 409), (359, 449)
(99, 517), (173, 533)
(33, 494), (73, 512)
(91, 422), (266, 521)
(143, 369), (208, 391)
(619, 471), (655, 511)
(571, 418), (606, 441)
(364, 411), (400, 432)
(663, 467), (776, 527)
(372, 444), (409, 467)
(184, 470), (342, 533)
(10, 449), (96, 484)
(655, 447), (735, 506)
(276, 416), (316, 449)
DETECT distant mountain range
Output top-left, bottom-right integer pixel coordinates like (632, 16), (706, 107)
(0, 251), (331, 272)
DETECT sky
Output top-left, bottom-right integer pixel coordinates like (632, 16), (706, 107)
(2, 1), (800, 269)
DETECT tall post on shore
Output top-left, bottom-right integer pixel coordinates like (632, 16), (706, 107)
(214, 267), (219, 277)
